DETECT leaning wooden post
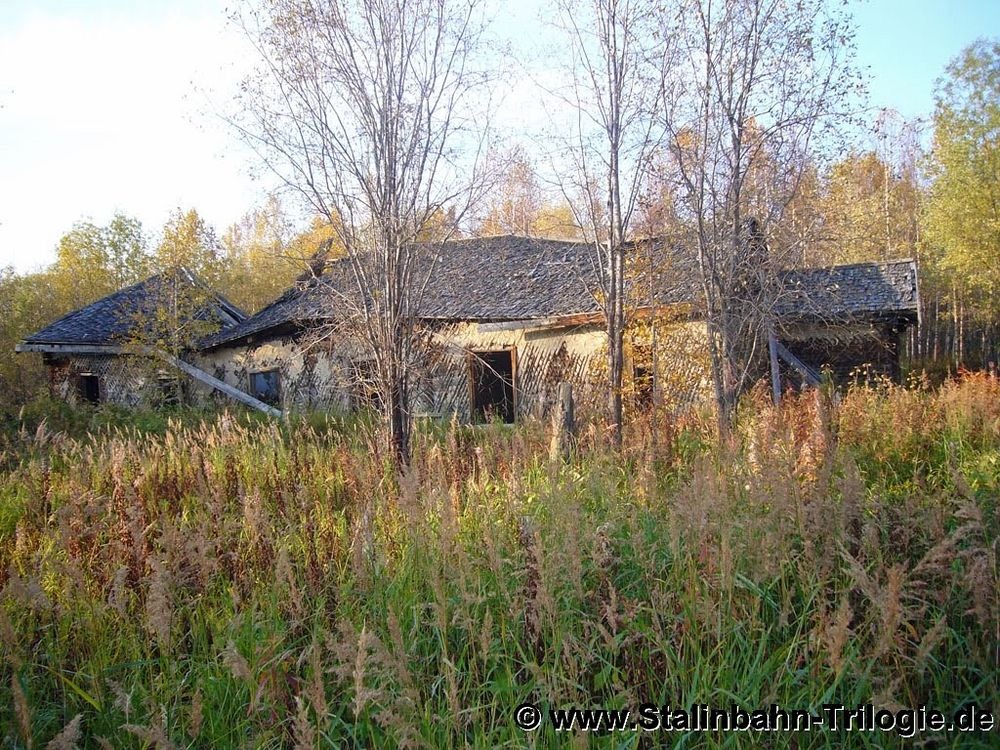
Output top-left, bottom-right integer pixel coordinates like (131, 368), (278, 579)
(549, 381), (576, 463)
(768, 329), (781, 404)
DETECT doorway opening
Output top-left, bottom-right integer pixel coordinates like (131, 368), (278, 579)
(469, 349), (515, 423)
(77, 374), (101, 404)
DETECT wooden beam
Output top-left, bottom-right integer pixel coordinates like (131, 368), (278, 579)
(475, 304), (695, 334)
(157, 352), (283, 418)
(768, 332), (781, 403)
(476, 315), (599, 333)
(16, 343), (128, 355)
(774, 341), (822, 387)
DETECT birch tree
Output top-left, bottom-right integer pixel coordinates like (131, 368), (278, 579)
(924, 40), (1000, 321)
(232, 0), (492, 466)
(664, 0), (859, 435)
(552, 0), (671, 449)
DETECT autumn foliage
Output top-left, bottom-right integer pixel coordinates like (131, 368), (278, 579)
(0, 376), (997, 746)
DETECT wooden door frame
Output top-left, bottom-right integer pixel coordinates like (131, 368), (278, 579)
(467, 346), (518, 422)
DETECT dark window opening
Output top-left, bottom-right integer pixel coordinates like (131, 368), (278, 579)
(249, 369), (281, 406)
(157, 374), (181, 406)
(633, 363), (654, 409)
(77, 374), (101, 404)
(470, 350), (515, 423)
(631, 343), (654, 410)
(351, 360), (383, 412)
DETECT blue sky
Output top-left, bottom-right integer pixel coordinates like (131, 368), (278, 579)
(1, 0), (998, 272)
(852, 0), (1000, 121)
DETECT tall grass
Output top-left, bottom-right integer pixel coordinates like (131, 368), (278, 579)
(0, 375), (997, 747)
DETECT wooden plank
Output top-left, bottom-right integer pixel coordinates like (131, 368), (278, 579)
(768, 332), (781, 403)
(159, 352), (283, 418)
(775, 341), (822, 387)
(510, 345), (519, 418)
(549, 381), (575, 463)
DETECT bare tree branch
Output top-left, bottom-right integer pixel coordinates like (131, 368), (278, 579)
(230, 0), (496, 466)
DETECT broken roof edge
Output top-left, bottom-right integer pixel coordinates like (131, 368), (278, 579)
(15, 342), (126, 355)
(178, 266), (249, 325)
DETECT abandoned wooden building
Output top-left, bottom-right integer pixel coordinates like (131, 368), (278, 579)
(14, 268), (252, 408)
(17, 236), (920, 420)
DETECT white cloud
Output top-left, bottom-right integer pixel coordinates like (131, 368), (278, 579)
(0, 4), (269, 271)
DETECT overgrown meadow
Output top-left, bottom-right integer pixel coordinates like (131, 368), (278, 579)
(0, 376), (997, 748)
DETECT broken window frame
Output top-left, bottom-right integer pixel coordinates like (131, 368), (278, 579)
(76, 373), (101, 405)
(249, 368), (281, 406)
(350, 359), (383, 412)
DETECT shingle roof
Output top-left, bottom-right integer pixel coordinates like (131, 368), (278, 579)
(199, 236), (693, 348)
(199, 235), (919, 349)
(775, 260), (920, 322)
(412, 236), (697, 319)
(22, 268), (247, 347)
(203, 236), (596, 348)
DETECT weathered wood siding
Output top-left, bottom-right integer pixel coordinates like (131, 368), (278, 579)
(193, 337), (354, 412)
(640, 319), (714, 413)
(193, 318), (714, 420)
(415, 322), (607, 420)
(42, 354), (183, 408)
(193, 323), (607, 419)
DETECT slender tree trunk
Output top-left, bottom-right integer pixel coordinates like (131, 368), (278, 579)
(387, 375), (410, 467)
(883, 157), (891, 257)
(649, 243), (659, 456)
(959, 293), (965, 366)
(952, 284), (960, 367)
(933, 295), (940, 362)
(706, 314), (730, 441)
(606, 27), (626, 453)
(608, 327), (624, 449)
(604, 242), (620, 449)
(768, 328), (781, 403)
